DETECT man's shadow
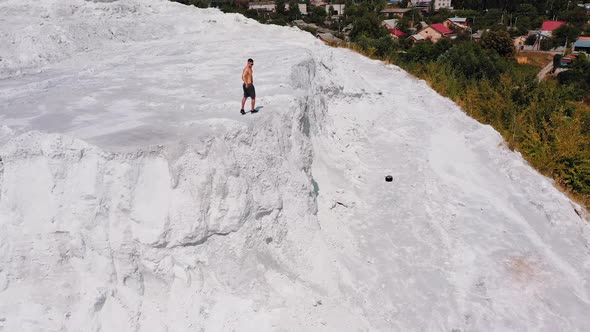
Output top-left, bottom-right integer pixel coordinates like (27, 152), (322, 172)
(250, 106), (263, 113)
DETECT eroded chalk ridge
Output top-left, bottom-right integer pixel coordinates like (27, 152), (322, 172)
(0, 75), (323, 331)
(0, 52), (338, 330)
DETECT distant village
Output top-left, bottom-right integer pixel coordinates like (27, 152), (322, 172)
(239, 0), (590, 68)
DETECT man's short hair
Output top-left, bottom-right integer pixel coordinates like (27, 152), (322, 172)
(248, 58), (253, 63)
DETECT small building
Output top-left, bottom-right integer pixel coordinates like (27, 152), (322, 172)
(298, 3), (307, 15)
(408, 0), (432, 12)
(390, 29), (407, 39)
(573, 37), (590, 53)
(248, 1), (276, 12)
(471, 30), (483, 42)
(560, 53), (578, 67)
(380, 8), (412, 19)
(408, 33), (425, 42)
(325, 4), (345, 16)
(577, 3), (590, 13)
(293, 20), (319, 30)
(382, 19), (399, 30)
(409, 0), (431, 8)
(444, 17), (468, 29)
(541, 21), (566, 37)
(409, 0), (452, 11)
(433, 0), (453, 10)
(513, 35), (527, 50)
(316, 32), (343, 44)
(250, 2), (307, 13)
(413, 23), (453, 43)
(382, 19), (406, 39)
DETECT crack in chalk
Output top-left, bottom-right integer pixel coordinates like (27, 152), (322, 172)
(171, 229), (238, 249)
(255, 208), (274, 220)
(0, 156), (3, 201)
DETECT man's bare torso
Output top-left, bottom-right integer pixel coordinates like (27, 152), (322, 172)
(242, 66), (253, 85)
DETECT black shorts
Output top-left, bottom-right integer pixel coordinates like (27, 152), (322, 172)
(243, 83), (256, 99)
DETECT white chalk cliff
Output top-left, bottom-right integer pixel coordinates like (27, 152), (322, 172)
(1, 1), (589, 331)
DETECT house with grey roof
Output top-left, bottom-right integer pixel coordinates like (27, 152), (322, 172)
(573, 37), (590, 53)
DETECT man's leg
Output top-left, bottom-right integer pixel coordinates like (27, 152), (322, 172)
(251, 98), (256, 111)
(241, 97), (247, 111)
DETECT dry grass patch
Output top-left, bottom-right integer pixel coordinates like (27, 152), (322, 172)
(516, 51), (555, 68)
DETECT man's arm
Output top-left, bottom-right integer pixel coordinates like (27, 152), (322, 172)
(242, 68), (248, 87)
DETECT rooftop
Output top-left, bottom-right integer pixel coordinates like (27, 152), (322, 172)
(383, 19), (399, 29)
(541, 21), (566, 31)
(410, 33), (425, 41)
(430, 23), (453, 35)
(574, 39), (590, 48)
(390, 29), (406, 37)
(381, 8), (412, 13)
(448, 17), (467, 22)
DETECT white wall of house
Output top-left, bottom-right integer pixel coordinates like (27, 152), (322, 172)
(409, 0), (452, 10)
(434, 0), (452, 10)
(409, 0), (430, 7)
(249, 3), (276, 12)
(298, 3), (307, 15)
(325, 4), (345, 16)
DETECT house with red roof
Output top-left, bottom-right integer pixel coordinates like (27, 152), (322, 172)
(390, 29), (407, 39)
(541, 21), (566, 37)
(382, 19), (407, 39)
(412, 23), (453, 43)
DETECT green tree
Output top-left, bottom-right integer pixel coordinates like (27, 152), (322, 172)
(553, 54), (563, 70)
(429, 8), (453, 24)
(402, 40), (437, 63)
(515, 16), (532, 35)
(433, 38), (453, 55)
(309, 6), (327, 24)
(552, 25), (580, 49)
(244, 9), (259, 18)
(481, 8), (503, 27)
(516, 3), (538, 20)
(452, 0), (482, 10)
(288, 1), (301, 21)
(525, 34), (537, 46)
(276, 0), (286, 14)
(481, 30), (515, 58)
(558, 54), (590, 98)
(438, 42), (509, 80)
(374, 36), (396, 57)
(350, 12), (389, 41)
(540, 37), (554, 51)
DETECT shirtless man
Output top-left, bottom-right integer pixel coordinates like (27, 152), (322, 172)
(241, 58), (256, 114)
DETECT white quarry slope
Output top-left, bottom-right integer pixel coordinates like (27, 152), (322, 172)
(1, 0), (589, 331)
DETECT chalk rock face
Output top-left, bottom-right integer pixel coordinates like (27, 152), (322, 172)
(1, 1), (589, 331)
